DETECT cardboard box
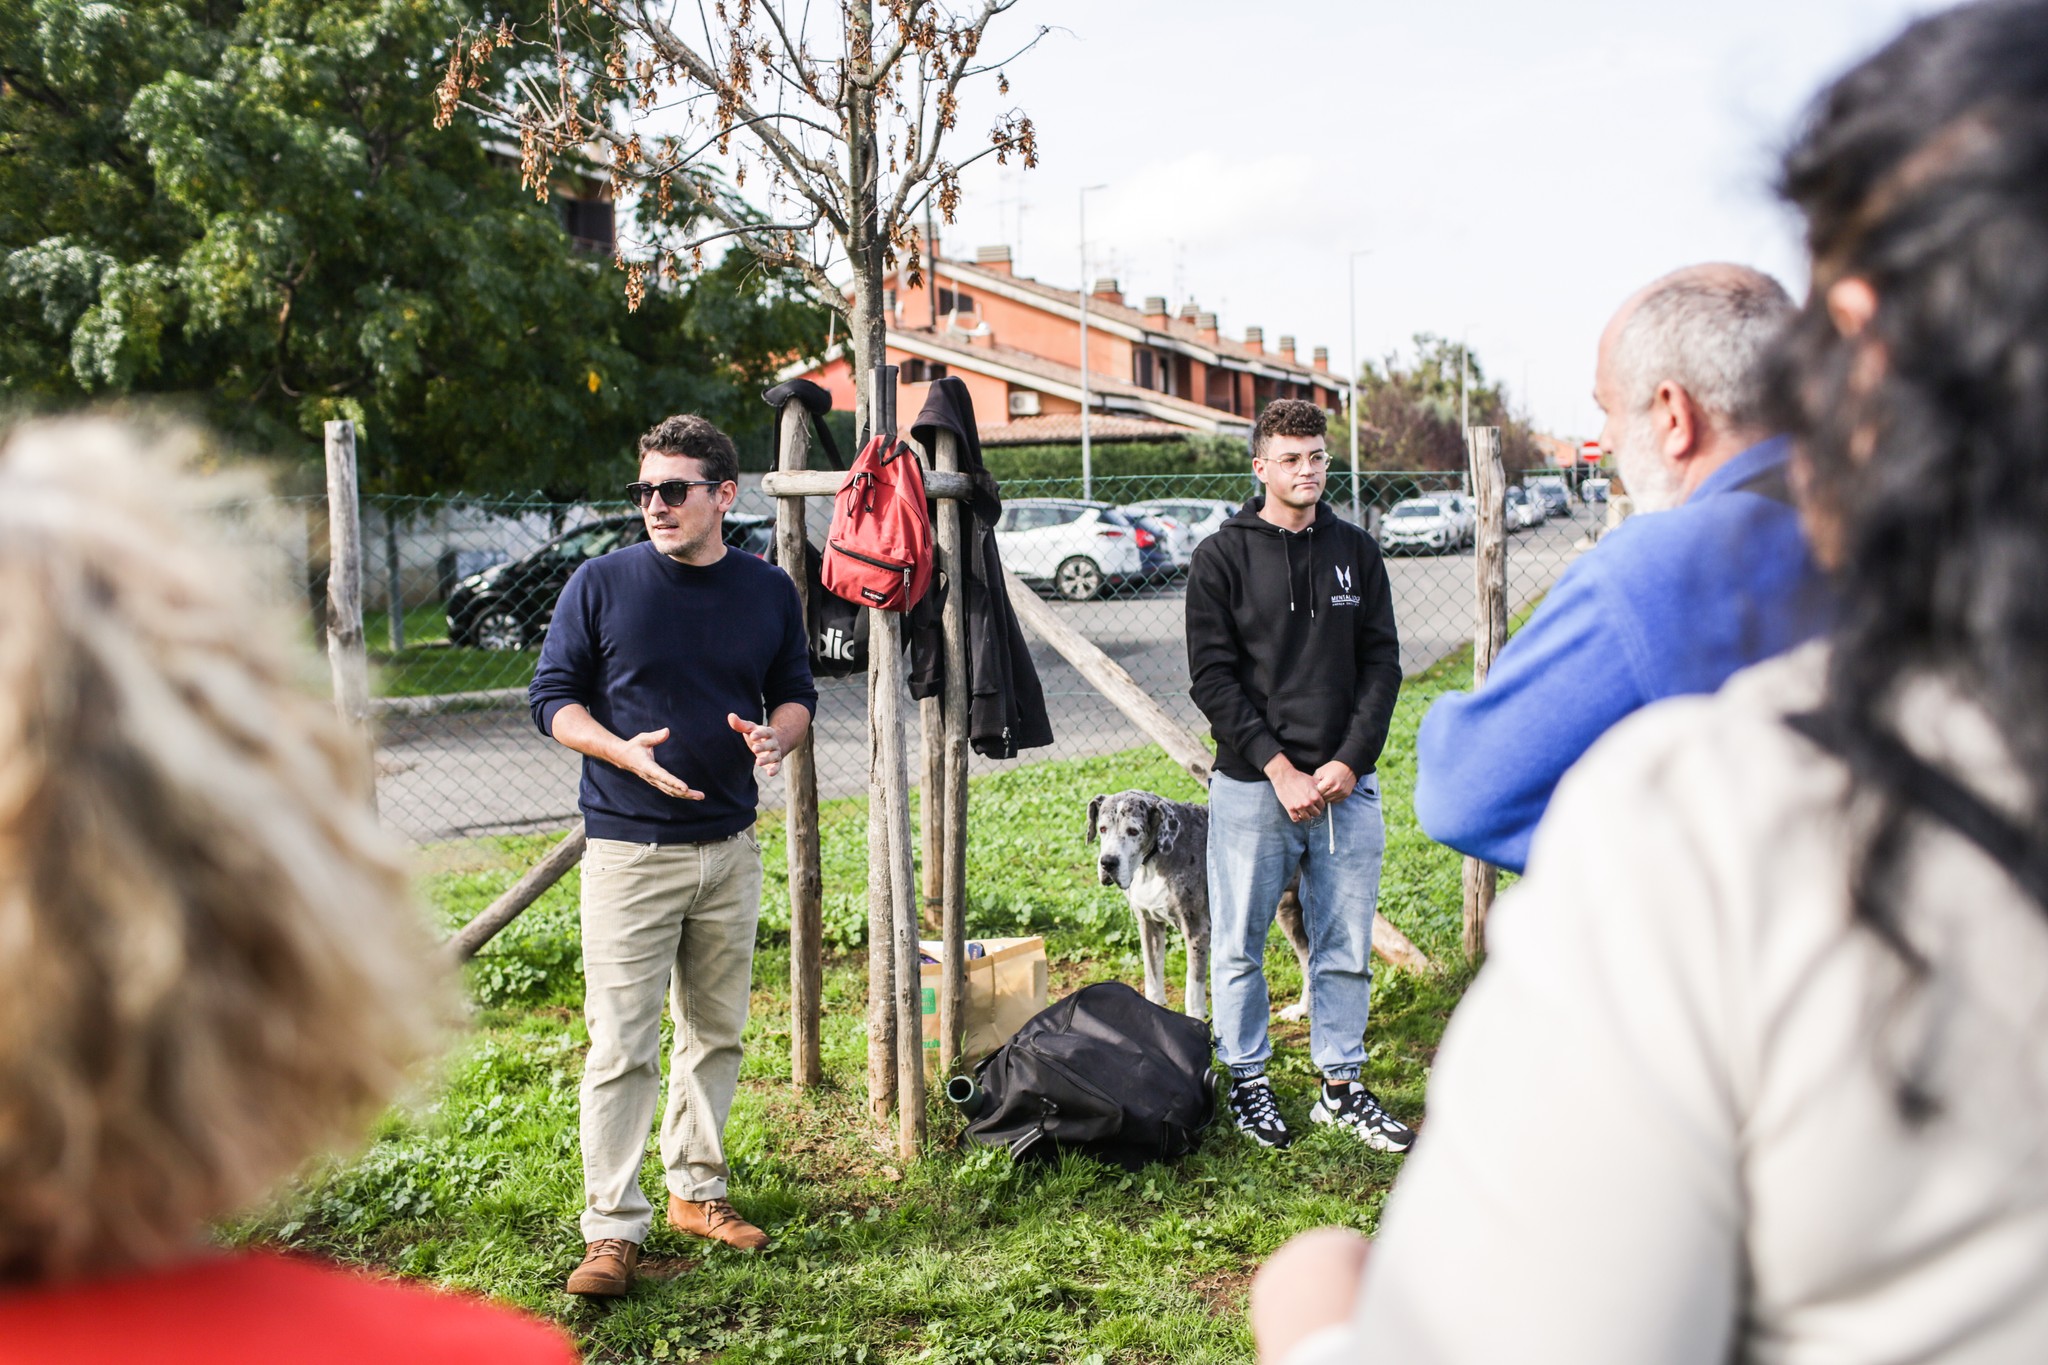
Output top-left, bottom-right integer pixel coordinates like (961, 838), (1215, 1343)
(919, 936), (1047, 1074)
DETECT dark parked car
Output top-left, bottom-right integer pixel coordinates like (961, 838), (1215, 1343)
(1119, 508), (1180, 584)
(447, 511), (775, 649)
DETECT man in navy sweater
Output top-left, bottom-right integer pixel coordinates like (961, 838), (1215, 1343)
(1415, 264), (1829, 875)
(529, 415), (816, 1297)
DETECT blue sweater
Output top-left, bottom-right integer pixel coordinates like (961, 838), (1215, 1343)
(1414, 438), (1830, 873)
(529, 540), (817, 843)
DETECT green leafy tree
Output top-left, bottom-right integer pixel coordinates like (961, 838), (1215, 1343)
(1331, 333), (1543, 474)
(1, 0), (820, 494)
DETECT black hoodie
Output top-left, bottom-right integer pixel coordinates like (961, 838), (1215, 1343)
(1185, 497), (1401, 783)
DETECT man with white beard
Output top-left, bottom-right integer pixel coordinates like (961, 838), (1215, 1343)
(1414, 264), (1827, 873)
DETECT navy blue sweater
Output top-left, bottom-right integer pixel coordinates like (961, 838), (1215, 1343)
(529, 540), (817, 843)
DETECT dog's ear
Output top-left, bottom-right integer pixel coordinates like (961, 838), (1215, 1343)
(1151, 801), (1183, 857)
(1085, 794), (1105, 844)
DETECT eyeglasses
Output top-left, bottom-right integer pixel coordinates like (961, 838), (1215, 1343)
(627, 479), (724, 509)
(1260, 451), (1332, 472)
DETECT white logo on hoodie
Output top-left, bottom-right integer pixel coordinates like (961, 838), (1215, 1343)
(1331, 563), (1360, 607)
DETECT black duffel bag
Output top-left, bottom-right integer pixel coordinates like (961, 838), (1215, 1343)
(954, 981), (1217, 1169)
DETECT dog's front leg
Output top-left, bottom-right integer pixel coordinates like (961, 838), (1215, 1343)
(1184, 923), (1208, 1020)
(1138, 914), (1169, 1007)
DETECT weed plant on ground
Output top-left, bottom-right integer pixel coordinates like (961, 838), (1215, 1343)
(226, 653), (1481, 1363)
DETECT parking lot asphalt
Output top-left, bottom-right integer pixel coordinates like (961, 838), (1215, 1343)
(373, 507), (1602, 842)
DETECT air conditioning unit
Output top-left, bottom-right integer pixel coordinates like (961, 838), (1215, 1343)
(1008, 391), (1041, 417)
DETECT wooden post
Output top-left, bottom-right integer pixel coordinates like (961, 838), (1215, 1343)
(865, 681), (895, 1118)
(865, 369), (898, 1121)
(1463, 426), (1508, 961)
(878, 607), (926, 1158)
(920, 696), (944, 930)
(863, 371), (927, 1159)
(934, 429), (970, 1074)
(383, 511), (405, 653)
(323, 421), (373, 799)
(1002, 570), (1214, 784)
(775, 402), (825, 1090)
(446, 824), (587, 961)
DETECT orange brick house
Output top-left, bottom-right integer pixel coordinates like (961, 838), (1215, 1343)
(787, 243), (1345, 445)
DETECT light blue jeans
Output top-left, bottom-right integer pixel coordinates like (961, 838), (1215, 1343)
(1208, 770), (1384, 1081)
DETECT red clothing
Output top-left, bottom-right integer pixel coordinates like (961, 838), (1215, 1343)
(0, 1250), (577, 1364)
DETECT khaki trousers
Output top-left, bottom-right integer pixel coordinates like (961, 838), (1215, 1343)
(577, 831), (762, 1243)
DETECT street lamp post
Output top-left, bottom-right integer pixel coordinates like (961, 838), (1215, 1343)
(1078, 183), (1108, 501)
(1347, 248), (1371, 524)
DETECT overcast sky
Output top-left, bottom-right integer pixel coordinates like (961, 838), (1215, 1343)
(920, 0), (1939, 438)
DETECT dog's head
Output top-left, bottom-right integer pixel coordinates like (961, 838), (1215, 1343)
(1086, 790), (1185, 890)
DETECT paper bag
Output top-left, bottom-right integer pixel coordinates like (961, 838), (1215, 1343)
(919, 936), (1048, 1074)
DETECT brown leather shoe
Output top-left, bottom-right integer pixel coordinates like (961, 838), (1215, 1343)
(565, 1238), (640, 1297)
(667, 1194), (770, 1251)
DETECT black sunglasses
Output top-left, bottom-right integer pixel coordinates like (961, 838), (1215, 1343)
(627, 479), (725, 509)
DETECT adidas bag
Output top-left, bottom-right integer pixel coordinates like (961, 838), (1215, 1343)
(955, 982), (1216, 1169)
(821, 435), (933, 612)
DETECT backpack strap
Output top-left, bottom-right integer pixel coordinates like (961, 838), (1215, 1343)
(1786, 710), (2048, 907)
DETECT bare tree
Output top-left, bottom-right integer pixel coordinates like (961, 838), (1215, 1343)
(437, 0), (1043, 434)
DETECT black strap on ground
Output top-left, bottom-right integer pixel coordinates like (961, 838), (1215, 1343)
(1786, 710), (2048, 908)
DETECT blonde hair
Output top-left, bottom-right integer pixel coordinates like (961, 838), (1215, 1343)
(0, 416), (451, 1282)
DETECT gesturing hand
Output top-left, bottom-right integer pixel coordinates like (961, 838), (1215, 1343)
(614, 728), (702, 801)
(1312, 760), (1358, 804)
(728, 712), (783, 777)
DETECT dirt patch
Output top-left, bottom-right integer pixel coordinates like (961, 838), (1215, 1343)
(638, 1254), (701, 1281)
(1191, 1266), (1252, 1318)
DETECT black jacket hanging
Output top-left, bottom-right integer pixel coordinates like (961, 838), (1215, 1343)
(910, 376), (1053, 758)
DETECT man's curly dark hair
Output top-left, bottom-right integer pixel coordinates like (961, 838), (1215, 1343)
(1252, 399), (1327, 459)
(639, 414), (739, 485)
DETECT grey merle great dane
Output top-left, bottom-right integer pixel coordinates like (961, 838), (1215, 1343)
(1086, 789), (1312, 1021)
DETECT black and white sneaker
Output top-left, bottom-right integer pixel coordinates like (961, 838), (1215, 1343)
(1310, 1080), (1414, 1153)
(1227, 1075), (1294, 1148)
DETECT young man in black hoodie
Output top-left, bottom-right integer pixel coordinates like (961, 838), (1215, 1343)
(1185, 399), (1410, 1151)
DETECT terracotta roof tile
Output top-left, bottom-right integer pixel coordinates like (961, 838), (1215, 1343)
(978, 413), (1190, 445)
(934, 258), (1335, 383)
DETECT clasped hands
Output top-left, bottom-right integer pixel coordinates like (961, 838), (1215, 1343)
(1264, 755), (1358, 823)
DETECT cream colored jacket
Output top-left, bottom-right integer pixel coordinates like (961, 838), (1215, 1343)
(1294, 644), (2048, 1364)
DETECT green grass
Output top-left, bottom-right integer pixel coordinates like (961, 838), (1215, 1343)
(227, 653), (1481, 1363)
(360, 602), (539, 699)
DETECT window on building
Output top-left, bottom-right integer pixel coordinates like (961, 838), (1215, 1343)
(558, 198), (615, 254)
(937, 288), (976, 315)
(1135, 351), (1155, 391)
(903, 359), (949, 383)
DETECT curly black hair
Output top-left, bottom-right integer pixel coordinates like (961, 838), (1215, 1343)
(1251, 398), (1327, 459)
(1767, 0), (2048, 1113)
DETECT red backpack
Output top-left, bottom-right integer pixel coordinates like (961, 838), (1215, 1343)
(821, 435), (934, 612)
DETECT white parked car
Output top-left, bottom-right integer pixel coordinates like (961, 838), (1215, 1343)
(1582, 476), (1612, 504)
(1122, 498), (1239, 554)
(1504, 484), (1545, 530)
(1377, 497), (1460, 554)
(1437, 492), (1477, 547)
(994, 498), (1145, 601)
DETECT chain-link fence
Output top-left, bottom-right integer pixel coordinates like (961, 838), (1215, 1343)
(276, 469), (1608, 842)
